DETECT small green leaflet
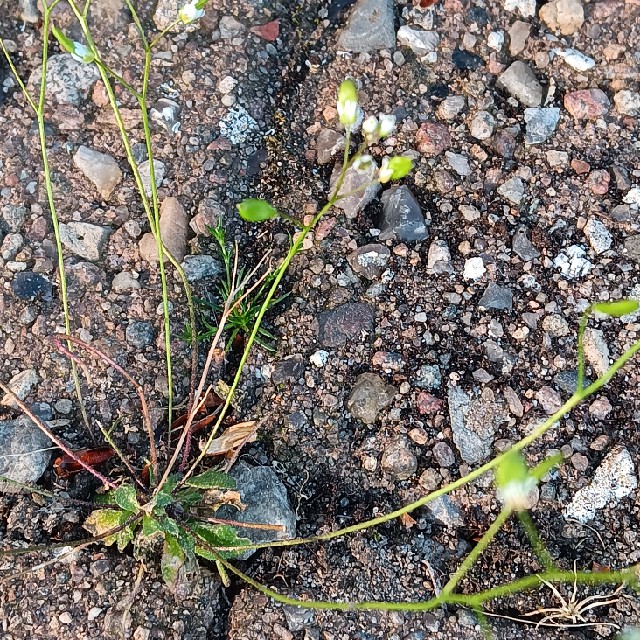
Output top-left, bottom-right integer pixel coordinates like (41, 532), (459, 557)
(386, 156), (413, 180)
(161, 534), (186, 592)
(112, 484), (139, 512)
(237, 199), (279, 223)
(84, 509), (134, 548)
(189, 521), (252, 560)
(141, 514), (163, 539)
(593, 299), (639, 318)
(185, 469), (236, 490)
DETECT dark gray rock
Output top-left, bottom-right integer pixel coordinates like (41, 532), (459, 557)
(125, 321), (155, 348)
(331, 161), (381, 219)
(554, 370), (591, 397)
(624, 235), (640, 262)
(12, 272), (53, 301)
(0, 415), (52, 485)
(414, 364), (442, 390)
(496, 61), (543, 107)
(272, 356), (305, 385)
(346, 372), (396, 424)
(318, 303), (374, 348)
(379, 186), (429, 242)
(181, 255), (221, 282)
(512, 226), (540, 261)
(478, 283), (513, 311)
(59, 222), (112, 262)
(218, 462), (296, 559)
(1, 204), (27, 233)
(337, 0), (395, 52)
(347, 244), (390, 279)
(427, 496), (464, 527)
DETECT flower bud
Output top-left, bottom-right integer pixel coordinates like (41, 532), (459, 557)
(379, 156), (412, 183)
(353, 154), (373, 171)
(362, 115), (379, 141)
(378, 114), (396, 138)
(337, 79), (359, 126)
(179, 0), (206, 23)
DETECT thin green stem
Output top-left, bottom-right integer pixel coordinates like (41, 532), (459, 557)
(149, 20), (182, 50)
(517, 511), (556, 572)
(441, 508), (512, 597)
(576, 304), (592, 392)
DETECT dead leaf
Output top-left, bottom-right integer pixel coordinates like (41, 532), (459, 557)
(203, 489), (245, 511)
(400, 513), (417, 529)
(203, 420), (257, 456)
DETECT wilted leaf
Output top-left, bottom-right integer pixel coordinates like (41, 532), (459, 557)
(400, 513), (416, 529)
(202, 489), (245, 512)
(185, 469), (236, 490)
(203, 421), (258, 456)
(593, 299), (639, 317)
(112, 484), (139, 512)
(237, 198), (279, 223)
(84, 509), (132, 546)
(161, 534), (186, 592)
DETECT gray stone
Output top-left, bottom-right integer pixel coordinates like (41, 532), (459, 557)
(1, 369), (39, 409)
(498, 176), (526, 205)
(316, 129), (345, 165)
(524, 108), (560, 144)
(554, 370), (591, 397)
(337, 0), (395, 53)
(125, 321), (155, 348)
(614, 90), (640, 117)
(59, 222), (112, 262)
(0, 415), (51, 486)
(624, 235), (640, 262)
(583, 328), (609, 376)
(219, 16), (245, 39)
(512, 226), (540, 261)
(504, 0), (536, 17)
(583, 218), (612, 254)
(19, 0), (39, 23)
(427, 496), (464, 527)
(379, 186), (429, 242)
(445, 152), (471, 177)
(347, 244), (390, 279)
(138, 160), (165, 197)
(181, 255), (222, 282)
(433, 441), (456, 467)
(150, 98), (181, 135)
(219, 107), (258, 145)
(331, 161), (381, 220)
(138, 197), (189, 263)
(564, 447), (637, 523)
(496, 61), (543, 107)
(217, 462), (296, 559)
(426, 240), (454, 274)
(414, 365), (442, 390)
(112, 272), (141, 292)
(469, 111), (495, 140)
(347, 372), (396, 425)
(381, 437), (417, 480)
(28, 54), (99, 106)
(448, 385), (506, 464)
(397, 26), (440, 56)
(478, 283), (513, 311)
(1, 204), (27, 233)
(73, 146), (122, 199)
(1, 233), (23, 261)
(11, 272), (52, 301)
(437, 95), (465, 120)
(272, 356), (305, 385)
(153, 0), (182, 31)
(318, 303), (374, 348)
(508, 20), (531, 56)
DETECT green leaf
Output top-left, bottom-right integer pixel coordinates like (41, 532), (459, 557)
(175, 488), (205, 506)
(141, 514), (163, 539)
(237, 199), (279, 223)
(156, 515), (181, 538)
(185, 469), (236, 490)
(216, 560), (231, 587)
(84, 509), (132, 546)
(531, 453), (563, 481)
(116, 522), (136, 552)
(161, 534), (186, 592)
(51, 25), (74, 54)
(189, 521), (252, 559)
(593, 299), (639, 318)
(112, 484), (139, 512)
(385, 156), (413, 181)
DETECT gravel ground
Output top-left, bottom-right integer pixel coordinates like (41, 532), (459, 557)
(1, 0), (640, 638)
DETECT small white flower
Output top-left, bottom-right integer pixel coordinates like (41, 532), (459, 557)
(353, 154), (373, 171)
(378, 114), (396, 138)
(179, 0), (205, 23)
(497, 477), (537, 511)
(337, 99), (358, 126)
(362, 115), (379, 139)
(71, 42), (94, 64)
(378, 157), (393, 183)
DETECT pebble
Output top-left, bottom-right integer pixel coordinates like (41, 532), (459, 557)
(445, 152), (471, 177)
(59, 222), (112, 262)
(508, 20), (531, 56)
(542, 314), (569, 337)
(414, 364), (442, 390)
(415, 122), (451, 156)
(478, 283), (513, 311)
(624, 187), (640, 207)
(381, 437), (417, 480)
(310, 350), (329, 367)
(469, 111), (495, 140)
(180, 255), (221, 282)
(497, 176), (526, 204)
(589, 397), (612, 420)
(553, 48), (595, 72)
(546, 150), (569, 167)
(1, 233), (23, 260)
(583, 327), (610, 376)
(553, 245), (592, 278)
(138, 197), (189, 263)
(428, 495), (464, 527)
(112, 272), (141, 292)
(219, 16), (245, 39)
(138, 159), (165, 197)
(1, 369), (39, 408)
(512, 226), (540, 261)
(317, 303), (374, 348)
(463, 256), (485, 280)
(535, 385), (562, 414)
(316, 129), (345, 165)
(55, 399), (73, 414)
(379, 185), (429, 243)
(346, 373), (396, 425)
(219, 107), (258, 144)
(554, 370), (590, 396)
(2, 204), (27, 232)
(451, 49), (484, 71)
(337, 0), (395, 52)
(0, 415), (51, 484)
(524, 107), (560, 144)
(539, 0), (584, 35)
(614, 90), (640, 117)
(217, 462), (296, 559)
(426, 240), (454, 274)
(504, 0), (536, 18)
(564, 89), (610, 119)
(624, 236), (640, 262)
(153, 0), (182, 30)
(272, 356), (305, 385)
(436, 95), (465, 121)
(497, 61), (543, 107)
(73, 145), (122, 199)
(28, 54), (99, 106)
(586, 170), (610, 196)
(347, 244), (391, 279)
(433, 441), (455, 467)
(331, 160), (381, 220)
(396, 26), (440, 56)
(125, 321), (155, 348)
(583, 218), (612, 254)
(491, 130), (516, 158)
(564, 447), (637, 524)
(11, 271), (53, 301)
(487, 31), (504, 52)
